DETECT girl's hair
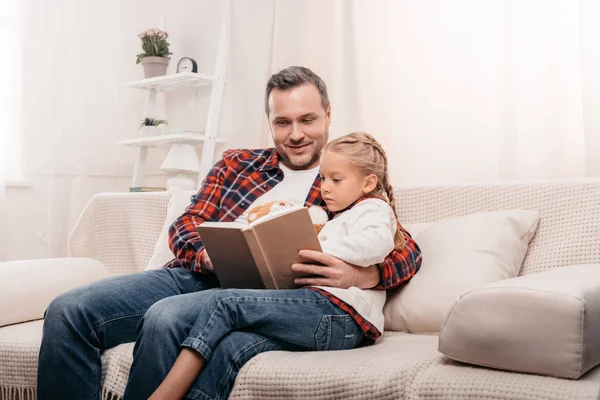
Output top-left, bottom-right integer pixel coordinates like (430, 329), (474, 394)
(322, 132), (405, 250)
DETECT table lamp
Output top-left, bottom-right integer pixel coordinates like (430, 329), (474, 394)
(160, 144), (200, 190)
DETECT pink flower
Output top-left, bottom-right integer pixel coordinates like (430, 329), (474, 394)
(138, 28), (169, 40)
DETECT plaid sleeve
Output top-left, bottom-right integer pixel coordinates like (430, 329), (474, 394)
(167, 159), (226, 273)
(374, 224), (422, 290)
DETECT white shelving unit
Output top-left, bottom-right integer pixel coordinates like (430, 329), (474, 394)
(120, 0), (230, 189)
(117, 132), (226, 148)
(126, 72), (214, 92)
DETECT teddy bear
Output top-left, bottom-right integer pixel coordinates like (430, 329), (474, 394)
(247, 200), (295, 223)
(307, 205), (328, 235)
(247, 200), (328, 235)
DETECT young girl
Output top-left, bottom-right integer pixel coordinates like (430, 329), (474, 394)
(148, 132), (408, 400)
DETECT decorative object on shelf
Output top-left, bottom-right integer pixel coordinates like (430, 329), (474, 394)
(129, 186), (166, 192)
(176, 57), (198, 73)
(160, 143), (200, 191)
(136, 28), (173, 78)
(139, 117), (167, 137)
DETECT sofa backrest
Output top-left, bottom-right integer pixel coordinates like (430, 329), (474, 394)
(72, 181), (600, 276)
(393, 180), (600, 276)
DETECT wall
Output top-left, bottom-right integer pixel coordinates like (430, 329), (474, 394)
(5, 0), (275, 260)
(9, 0), (600, 260)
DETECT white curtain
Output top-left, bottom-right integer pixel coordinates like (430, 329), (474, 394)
(0, 142), (5, 262)
(3, 0), (278, 261)
(0, 0), (21, 261)
(6, 0), (600, 260)
(266, 0), (600, 185)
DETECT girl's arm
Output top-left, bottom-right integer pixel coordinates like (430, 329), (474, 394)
(320, 200), (396, 267)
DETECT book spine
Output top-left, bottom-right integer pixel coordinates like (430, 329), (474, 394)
(242, 230), (278, 289)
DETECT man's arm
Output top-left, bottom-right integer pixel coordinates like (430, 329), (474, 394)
(167, 159), (227, 273)
(372, 225), (422, 290)
(292, 225), (421, 290)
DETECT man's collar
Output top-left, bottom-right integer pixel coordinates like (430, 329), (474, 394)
(258, 148), (280, 172)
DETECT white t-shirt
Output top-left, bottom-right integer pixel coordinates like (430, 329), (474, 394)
(235, 162), (319, 224)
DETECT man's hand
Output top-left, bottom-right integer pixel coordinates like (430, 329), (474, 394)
(291, 250), (380, 289)
(202, 249), (214, 272)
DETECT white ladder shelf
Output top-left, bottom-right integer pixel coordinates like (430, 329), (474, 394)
(118, 0), (231, 190)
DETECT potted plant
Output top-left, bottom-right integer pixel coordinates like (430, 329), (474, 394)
(136, 28), (173, 78)
(139, 117), (167, 137)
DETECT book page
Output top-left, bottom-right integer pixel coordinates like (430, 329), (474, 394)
(249, 206), (304, 227)
(200, 221), (248, 229)
(196, 225), (265, 289)
(251, 208), (322, 289)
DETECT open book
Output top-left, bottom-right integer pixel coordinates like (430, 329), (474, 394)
(196, 207), (323, 289)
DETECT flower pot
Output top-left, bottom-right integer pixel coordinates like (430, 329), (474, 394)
(141, 57), (169, 78)
(140, 126), (161, 137)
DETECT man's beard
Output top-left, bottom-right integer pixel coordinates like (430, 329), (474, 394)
(278, 147), (321, 170)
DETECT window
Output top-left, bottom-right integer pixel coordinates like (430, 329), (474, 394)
(0, 1), (23, 182)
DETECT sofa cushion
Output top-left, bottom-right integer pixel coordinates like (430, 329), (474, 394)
(146, 190), (196, 270)
(0, 319), (43, 392)
(0, 322), (134, 399)
(231, 331), (600, 400)
(0, 258), (110, 327)
(3, 324), (600, 400)
(438, 263), (600, 379)
(384, 210), (540, 333)
(94, 333), (441, 399)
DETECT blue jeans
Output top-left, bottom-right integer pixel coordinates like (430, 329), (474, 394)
(38, 268), (363, 400)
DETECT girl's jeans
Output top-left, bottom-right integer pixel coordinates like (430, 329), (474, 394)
(37, 267), (364, 400)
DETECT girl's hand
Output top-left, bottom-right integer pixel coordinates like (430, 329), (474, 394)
(291, 250), (380, 289)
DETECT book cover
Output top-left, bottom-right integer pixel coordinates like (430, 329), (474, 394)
(196, 207), (322, 289)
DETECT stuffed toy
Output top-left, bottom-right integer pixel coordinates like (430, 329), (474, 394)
(307, 206), (328, 235)
(247, 201), (295, 223)
(247, 201), (328, 235)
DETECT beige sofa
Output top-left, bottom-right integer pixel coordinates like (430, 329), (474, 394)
(2, 181), (600, 399)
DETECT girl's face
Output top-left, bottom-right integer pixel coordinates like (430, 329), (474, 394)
(319, 151), (377, 212)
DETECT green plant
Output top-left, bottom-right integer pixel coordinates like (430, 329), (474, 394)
(136, 28), (173, 64)
(140, 117), (168, 128)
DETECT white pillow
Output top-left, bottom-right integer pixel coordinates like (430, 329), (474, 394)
(383, 209), (540, 333)
(145, 190), (196, 270)
(438, 264), (600, 379)
(0, 258), (110, 327)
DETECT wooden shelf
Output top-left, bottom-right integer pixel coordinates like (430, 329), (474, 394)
(126, 72), (215, 92)
(117, 132), (225, 148)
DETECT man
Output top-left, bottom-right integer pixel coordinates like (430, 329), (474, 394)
(37, 66), (421, 400)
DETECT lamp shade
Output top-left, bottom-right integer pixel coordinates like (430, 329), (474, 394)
(160, 144), (200, 174)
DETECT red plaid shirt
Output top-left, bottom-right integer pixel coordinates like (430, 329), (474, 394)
(167, 148), (422, 341)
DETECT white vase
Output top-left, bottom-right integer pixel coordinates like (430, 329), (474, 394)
(141, 56), (169, 78)
(140, 126), (161, 137)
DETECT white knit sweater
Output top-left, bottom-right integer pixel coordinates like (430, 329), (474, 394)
(314, 198), (397, 335)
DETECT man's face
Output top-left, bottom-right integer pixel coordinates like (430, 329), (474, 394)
(268, 84), (331, 170)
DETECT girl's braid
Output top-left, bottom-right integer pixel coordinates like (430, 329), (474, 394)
(358, 134), (405, 250)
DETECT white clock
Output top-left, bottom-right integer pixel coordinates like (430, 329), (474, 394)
(176, 57), (198, 73)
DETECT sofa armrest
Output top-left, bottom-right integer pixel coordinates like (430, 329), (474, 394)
(68, 192), (170, 275)
(0, 258), (110, 327)
(439, 264), (600, 379)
